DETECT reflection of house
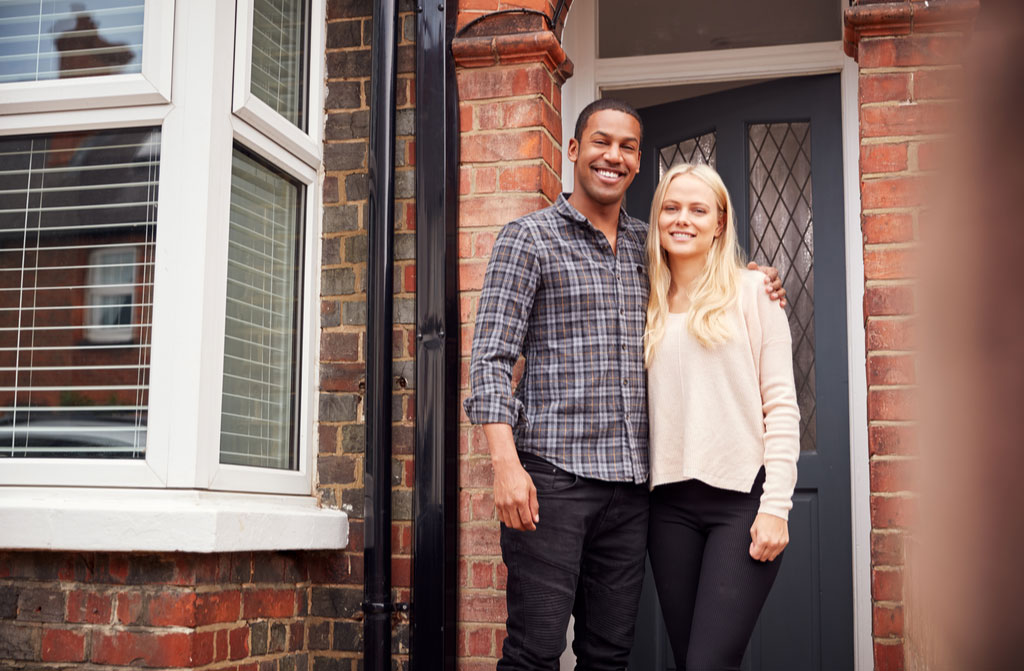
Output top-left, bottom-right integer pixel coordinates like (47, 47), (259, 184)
(0, 1), (999, 670)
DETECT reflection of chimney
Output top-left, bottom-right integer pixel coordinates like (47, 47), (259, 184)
(48, 9), (135, 167)
(54, 9), (134, 79)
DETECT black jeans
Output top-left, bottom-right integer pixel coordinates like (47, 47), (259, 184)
(648, 471), (783, 671)
(498, 453), (650, 671)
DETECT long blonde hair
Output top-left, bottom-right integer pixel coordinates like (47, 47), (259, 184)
(644, 163), (745, 366)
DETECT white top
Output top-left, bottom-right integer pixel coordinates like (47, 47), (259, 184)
(647, 269), (800, 519)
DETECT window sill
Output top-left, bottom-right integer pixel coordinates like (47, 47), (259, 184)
(0, 487), (348, 553)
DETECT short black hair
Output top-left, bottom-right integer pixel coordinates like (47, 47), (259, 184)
(573, 98), (643, 144)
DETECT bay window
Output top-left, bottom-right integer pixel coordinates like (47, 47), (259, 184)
(0, 0), (341, 551)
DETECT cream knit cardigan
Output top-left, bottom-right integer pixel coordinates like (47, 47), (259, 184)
(647, 269), (801, 519)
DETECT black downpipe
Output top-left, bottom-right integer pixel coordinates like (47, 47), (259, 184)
(363, 0), (400, 670)
(412, 0), (459, 669)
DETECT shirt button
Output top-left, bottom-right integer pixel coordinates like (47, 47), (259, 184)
(621, 343), (626, 351)
(622, 379), (628, 387)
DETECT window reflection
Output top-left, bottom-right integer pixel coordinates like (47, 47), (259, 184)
(0, 1), (144, 83)
(0, 127), (159, 458)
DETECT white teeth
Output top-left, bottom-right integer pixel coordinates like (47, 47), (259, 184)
(596, 169), (620, 179)
(670, 232), (695, 239)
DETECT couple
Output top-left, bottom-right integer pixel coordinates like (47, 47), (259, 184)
(464, 99), (799, 670)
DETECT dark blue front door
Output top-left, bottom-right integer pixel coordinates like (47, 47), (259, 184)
(626, 74), (853, 671)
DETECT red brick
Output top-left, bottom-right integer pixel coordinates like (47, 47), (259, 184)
(147, 590), (196, 627)
(229, 625), (249, 661)
(459, 103), (474, 132)
(859, 34), (965, 69)
(460, 457), (494, 488)
(462, 130), (546, 163)
(460, 525), (501, 556)
(874, 641), (905, 671)
(868, 388), (916, 421)
(495, 562), (508, 590)
(874, 605), (905, 638)
(869, 424), (918, 457)
(859, 72), (912, 104)
(871, 494), (916, 529)
(66, 589), (112, 624)
(864, 285), (915, 317)
(195, 590), (242, 625)
(459, 261), (489, 291)
(459, 593), (507, 623)
(215, 628), (229, 662)
(469, 560), (493, 589)
(871, 530), (905, 566)
(92, 631), (192, 667)
(869, 458), (917, 493)
(861, 143), (908, 174)
(320, 332), (360, 362)
(868, 354), (916, 386)
(471, 492), (495, 521)
(866, 317), (916, 351)
(319, 362), (365, 392)
(861, 102), (950, 138)
(192, 631), (215, 667)
(457, 66), (553, 103)
(861, 176), (925, 210)
(41, 628), (86, 663)
(242, 588), (295, 619)
(115, 590), (144, 625)
(475, 166), (498, 193)
(290, 622), (304, 652)
(872, 567), (904, 602)
(466, 626), (493, 656)
(393, 556), (412, 587)
(459, 194), (550, 228)
(865, 247), (917, 281)
(863, 213), (915, 244)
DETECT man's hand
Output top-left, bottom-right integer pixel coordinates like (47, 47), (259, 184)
(483, 423), (540, 531)
(747, 261), (787, 308)
(749, 512), (789, 562)
(492, 457), (540, 531)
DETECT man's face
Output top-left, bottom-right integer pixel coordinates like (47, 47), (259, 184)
(568, 109), (642, 210)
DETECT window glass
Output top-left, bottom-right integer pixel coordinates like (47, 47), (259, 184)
(0, 0), (146, 83)
(249, 0), (309, 131)
(220, 146), (302, 470)
(0, 127), (159, 458)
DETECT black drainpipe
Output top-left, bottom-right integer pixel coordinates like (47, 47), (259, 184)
(412, 0), (459, 669)
(363, 0), (400, 669)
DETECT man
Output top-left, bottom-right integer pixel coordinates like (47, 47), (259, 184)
(464, 99), (785, 669)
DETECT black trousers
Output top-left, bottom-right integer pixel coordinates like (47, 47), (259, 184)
(648, 471), (783, 671)
(498, 453), (650, 671)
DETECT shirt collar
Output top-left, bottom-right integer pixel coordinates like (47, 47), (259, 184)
(555, 193), (634, 230)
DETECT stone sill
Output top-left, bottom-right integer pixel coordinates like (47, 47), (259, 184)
(0, 488), (348, 553)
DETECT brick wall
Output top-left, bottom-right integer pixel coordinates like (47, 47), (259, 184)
(453, 3), (571, 666)
(317, 0), (417, 667)
(845, 1), (976, 669)
(0, 551), (310, 669)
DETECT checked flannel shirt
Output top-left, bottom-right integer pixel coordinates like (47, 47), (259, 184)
(464, 194), (650, 484)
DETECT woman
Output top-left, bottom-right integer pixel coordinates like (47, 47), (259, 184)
(645, 163), (800, 670)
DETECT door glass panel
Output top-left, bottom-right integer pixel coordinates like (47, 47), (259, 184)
(748, 122), (815, 452)
(658, 130), (716, 178)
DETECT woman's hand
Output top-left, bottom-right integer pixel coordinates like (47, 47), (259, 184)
(749, 513), (789, 562)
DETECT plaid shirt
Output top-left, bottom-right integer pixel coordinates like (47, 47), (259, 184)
(464, 195), (650, 483)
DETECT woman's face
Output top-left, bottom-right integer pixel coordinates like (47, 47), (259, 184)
(657, 173), (724, 264)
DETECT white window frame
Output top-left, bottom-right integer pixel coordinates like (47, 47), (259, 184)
(232, 0), (325, 167)
(84, 246), (139, 344)
(0, 0), (175, 116)
(0, 0), (340, 551)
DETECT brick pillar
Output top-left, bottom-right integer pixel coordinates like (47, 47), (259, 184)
(844, 2), (977, 670)
(452, 3), (573, 666)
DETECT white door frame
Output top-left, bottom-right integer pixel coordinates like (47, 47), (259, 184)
(559, 4), (871, 670)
